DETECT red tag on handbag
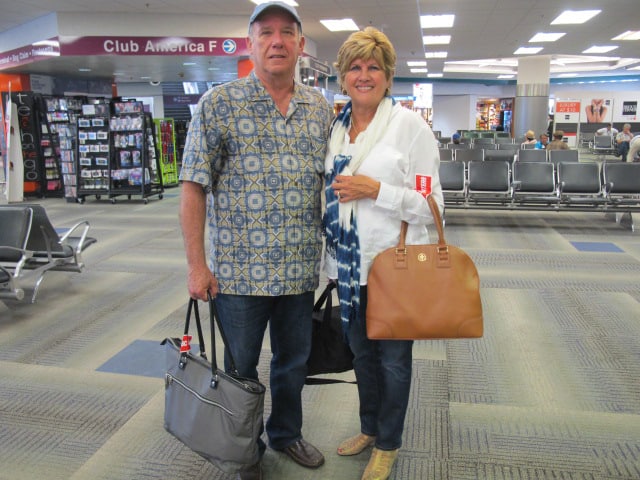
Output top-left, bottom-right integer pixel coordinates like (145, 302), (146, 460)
(180, 334), (192, 352)
(415, 175), (432, 197)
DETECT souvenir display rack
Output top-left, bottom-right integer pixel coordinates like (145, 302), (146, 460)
(108, 101), (163, 204)
(45, 96), (85, 201)
(76, 102), (111, 203)
(154, 118), (178, 187)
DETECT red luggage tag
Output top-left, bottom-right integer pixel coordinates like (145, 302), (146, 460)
(415, 174), (432, 198)
(180, 334), (193, 353)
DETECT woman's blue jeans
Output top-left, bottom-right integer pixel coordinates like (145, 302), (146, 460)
(214, 291), (314, 452)
(347, 286), (413, 451)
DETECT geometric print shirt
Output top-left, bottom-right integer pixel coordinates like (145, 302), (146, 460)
(180, 72), (333, 296)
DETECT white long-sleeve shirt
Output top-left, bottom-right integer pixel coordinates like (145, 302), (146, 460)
(324, 104), (444, 284)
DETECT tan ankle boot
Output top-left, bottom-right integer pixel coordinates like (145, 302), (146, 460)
(361, 447), (399, 480)
(337, 433), (376, 456)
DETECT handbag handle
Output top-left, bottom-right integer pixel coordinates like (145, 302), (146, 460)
(206, 293), (240, 378)
(398, 195), (445, 248)
(181, 295), (241, 385)
(314, 282), (336, 323)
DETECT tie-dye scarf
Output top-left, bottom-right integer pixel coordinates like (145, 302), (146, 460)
(324, 97), (395, 330)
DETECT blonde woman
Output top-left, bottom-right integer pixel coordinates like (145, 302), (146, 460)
(323, 27), (443, 480)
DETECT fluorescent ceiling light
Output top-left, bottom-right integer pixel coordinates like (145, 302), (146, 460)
(427, 73), (443, 78)
(583, 45), (618, 54)
(497, 74), (515, 79)
(557, 73), (579, 77)
(407, 61), (427, 67)
(551, 9), (600, 25)
(320, 19), (359, 31)
(78, 68), (92, 72)
(420, 14), (455, 29)
(251, 0), (298, 5)
(514, 46), (543, 55)
(410, 68), (429, 73)
(424, 51), (448, 58)
(423, 35), (451, 45)
(183, 62), (197, 66)
(529, 32), (565, 42)
(612, 31), (640, 41)
(628, 65), (640, 71)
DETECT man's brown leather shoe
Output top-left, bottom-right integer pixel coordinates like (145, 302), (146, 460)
(277, 438), (325, 468)
(236, 462), (262, 480)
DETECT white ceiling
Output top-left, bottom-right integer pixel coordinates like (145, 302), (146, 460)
(1, 0), (640, 84)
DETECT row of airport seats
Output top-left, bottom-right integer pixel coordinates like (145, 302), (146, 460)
(439, 160), (640, 230)
(439, 146), (579, 164)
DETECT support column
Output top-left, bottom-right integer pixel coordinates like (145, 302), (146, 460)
(514, 56), (550, 140)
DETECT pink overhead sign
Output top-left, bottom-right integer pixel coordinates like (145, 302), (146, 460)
(59, 36), (249, 56)
(0, 36), (250, 69)
(0, 39), (61, 69)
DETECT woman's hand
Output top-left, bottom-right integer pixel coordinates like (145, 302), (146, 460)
(332, 174), (380, 202)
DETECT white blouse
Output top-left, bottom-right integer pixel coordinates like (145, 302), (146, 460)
(324, 105), (444, 284)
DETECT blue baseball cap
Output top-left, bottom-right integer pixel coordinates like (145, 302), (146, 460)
(452, 133), (461, 141)
(249, 1), (302, 30)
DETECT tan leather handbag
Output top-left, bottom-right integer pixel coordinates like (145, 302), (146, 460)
(366, 195), (483, 340)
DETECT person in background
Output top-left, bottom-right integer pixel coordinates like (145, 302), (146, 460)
(324, 27), (443, 480)
(451, 132), (461, 144)
(535, 133), (549, 149)
(626, 135), (640, 163)
(596, 123), (618, 136)
(521, 130), (536, 147)
(178, 2), (333, 479)
(547, 130), (569, 150)
(615, 124), (634, 159)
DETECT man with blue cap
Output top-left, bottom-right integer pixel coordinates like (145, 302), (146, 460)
(179, 2), (333, 479)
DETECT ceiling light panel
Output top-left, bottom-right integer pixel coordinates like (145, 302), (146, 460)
(424, 51), (448, 58)
(583, 45), (619, 54)
(529, 33), (565, 42)
(612, 31), (640, 41)
(410, 68), (428, 73)
(407, 61), (427, 67)
(551, 9), (601, 25)
(427, 73), (443, 78)
(320, 19), (359, 32)
(251, 0), (298, 6)
(514, 46), (543, 55)
(420, 14), (455, 29)
(423, 35), (451, 45)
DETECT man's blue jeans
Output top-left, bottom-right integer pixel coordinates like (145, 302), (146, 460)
(214, 292), (314, 452)
(346, 286), (413, 451)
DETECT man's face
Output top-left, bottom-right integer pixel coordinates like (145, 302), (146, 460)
(248, 11), (304, 81)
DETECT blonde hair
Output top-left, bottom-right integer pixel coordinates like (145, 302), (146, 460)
(525, 130), (535, 140)
(335, 27), (396, 96)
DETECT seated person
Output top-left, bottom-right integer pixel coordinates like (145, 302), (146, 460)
(546, 130), (569, 150)
(596, 124), (618, 136)
(451, 132), (461, 144)
(535, 133), (549, 149)
(521, 130), (536, 147)
(627, 135), (640, 163)
(615, 124), (634, 158)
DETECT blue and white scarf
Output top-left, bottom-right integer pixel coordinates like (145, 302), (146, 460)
(324, 97), (395, 330)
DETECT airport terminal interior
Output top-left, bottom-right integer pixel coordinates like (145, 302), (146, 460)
(2, 1), (640, 479)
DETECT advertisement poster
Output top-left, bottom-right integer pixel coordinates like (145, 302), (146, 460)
(554, 99), (581, 147)
(581, 98), (613, 123)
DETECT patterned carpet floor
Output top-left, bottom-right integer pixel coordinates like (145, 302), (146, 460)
(1, 189), (639, 480)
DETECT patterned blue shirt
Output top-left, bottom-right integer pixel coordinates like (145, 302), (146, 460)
(180, 72), (333, 296)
